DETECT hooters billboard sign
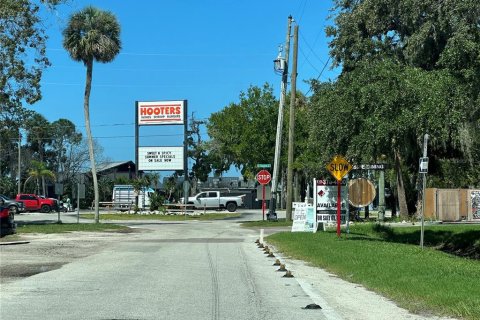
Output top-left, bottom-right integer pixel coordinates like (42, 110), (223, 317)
(137, 100), (185, 125)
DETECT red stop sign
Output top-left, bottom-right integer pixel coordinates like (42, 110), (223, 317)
(256, 170), (271, 185)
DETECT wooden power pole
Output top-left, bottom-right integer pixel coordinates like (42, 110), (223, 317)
(286, 25), (298, 221)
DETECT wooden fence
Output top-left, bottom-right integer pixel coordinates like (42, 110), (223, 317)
(424, 188), (480, 222)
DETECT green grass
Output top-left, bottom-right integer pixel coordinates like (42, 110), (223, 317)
(267, 223), (480, 320)
(241, 219), (293, 228)
(14, 222), (129, 234)
(80, 213), (241, 221)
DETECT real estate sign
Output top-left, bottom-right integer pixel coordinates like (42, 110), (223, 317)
(314, 179), (348, 211)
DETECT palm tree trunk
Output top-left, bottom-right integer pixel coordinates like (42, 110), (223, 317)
(39, 139), (46, 195)
(394, 148), (409, 218)
(84, 59), (100, 223)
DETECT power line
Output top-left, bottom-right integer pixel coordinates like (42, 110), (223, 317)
(305, 56), (331, 96)
(299, 29), (325, 65)
(298, 46), (322, 75)
(295, 0), (308, 25)
(3, 133), (185, 141)
(47, 48), (272, 58)
(42, 82), (248, 88)
(95, 133), (184, 139)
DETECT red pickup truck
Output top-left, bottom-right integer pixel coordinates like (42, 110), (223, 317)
(15, 194), (58, 213)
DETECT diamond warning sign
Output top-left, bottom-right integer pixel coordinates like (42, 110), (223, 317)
(326, 155), (353, 181)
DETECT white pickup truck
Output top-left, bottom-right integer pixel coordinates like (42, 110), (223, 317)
(182, 191), (244, 212)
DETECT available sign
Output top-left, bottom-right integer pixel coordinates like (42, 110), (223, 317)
(137, 100), (185, 125)
(138, 146), (184, 171)
(314, 179), (348, 211)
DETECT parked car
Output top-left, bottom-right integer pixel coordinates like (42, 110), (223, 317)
(180, 191), (244, 212)
(15, 194), (58, 213)
(0, 194), (26, 215)
(0, 198), (16, 236)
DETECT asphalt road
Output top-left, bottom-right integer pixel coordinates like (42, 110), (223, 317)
(1, 212), (326, 320)
(1, 211), (455, 320)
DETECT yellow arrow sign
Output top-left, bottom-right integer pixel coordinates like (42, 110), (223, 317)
(326, 155), (353, 181)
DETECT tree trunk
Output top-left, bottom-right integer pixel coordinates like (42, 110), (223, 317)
(394, 148), (409, 218)
(42, 176), (46, 196)
(294, 171), (300, 202)
(39, 139), (46, 196)
(84, 59), (100, 223)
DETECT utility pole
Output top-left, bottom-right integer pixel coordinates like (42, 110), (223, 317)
(286, 24), (298, 221)
(269, 15), (293, 220)
(189, 113), (206, 195)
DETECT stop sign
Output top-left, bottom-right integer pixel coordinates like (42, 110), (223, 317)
(256, 170), (271, 185)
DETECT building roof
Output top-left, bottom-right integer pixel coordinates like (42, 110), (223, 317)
(96, 161), (134, 173)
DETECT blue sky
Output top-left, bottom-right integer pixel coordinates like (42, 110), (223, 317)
(33, 0), (339, 165)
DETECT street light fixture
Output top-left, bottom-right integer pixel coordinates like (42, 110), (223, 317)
(273, 49), (286, 75)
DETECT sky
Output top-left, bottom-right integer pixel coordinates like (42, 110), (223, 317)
(33, 0), (339, 168)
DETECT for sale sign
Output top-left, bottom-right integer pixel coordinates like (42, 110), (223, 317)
(137, 100), (185, 125)
(314, 179), (348, 211)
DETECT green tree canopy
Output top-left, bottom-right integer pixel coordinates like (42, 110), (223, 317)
(207, 84), (278, 179)
(303, 0), (480, 216)
(0, 0), (65, 119)
(327, 0), (480, 78)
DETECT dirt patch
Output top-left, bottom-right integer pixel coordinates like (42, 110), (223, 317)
(0, 230), (137, 284)
(1, 262), (64, 278)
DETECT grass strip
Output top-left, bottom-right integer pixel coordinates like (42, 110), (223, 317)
(267, 224), (480, 320)
(241, 219), (293, 228)
(80, 213), (241, 221)
(15, 223), (129, 234)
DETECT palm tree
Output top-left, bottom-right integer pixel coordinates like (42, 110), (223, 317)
(25, 113), (52, 195)
(24, 160), (56, 195)
(63, 6), (121, 223)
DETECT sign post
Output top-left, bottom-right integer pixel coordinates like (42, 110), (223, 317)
(420, 134), (429, 249)
(326, 155), (353, 237)
(256, 169), (271, 221)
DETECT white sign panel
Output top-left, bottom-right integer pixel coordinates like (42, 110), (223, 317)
(292, 203), (308, 232)
(314, 179), (348, 211)
(138, 147), (184, 171)
(138, 100), (185, 125)
(292, 203), (315, 232)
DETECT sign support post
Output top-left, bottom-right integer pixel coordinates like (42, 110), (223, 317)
(256, 169), (272, 221)
(183, 101), (189, 204)
(77, 182), (80, 224)
(262, 184), (266, 221)
(420, 134), (429, 249)
(346, 175), (350, 234)
(326, 155), (353, 238)
(336, 179), (341, 237)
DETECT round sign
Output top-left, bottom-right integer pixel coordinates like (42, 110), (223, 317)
(256, 170), (271, 185)
(348, 178), (376, 208)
